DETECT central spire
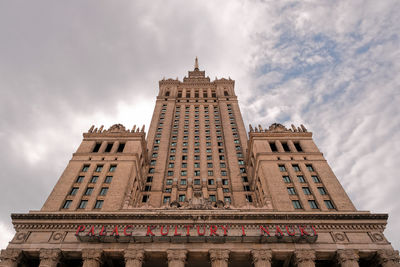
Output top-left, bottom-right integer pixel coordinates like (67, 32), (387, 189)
(194, 57), (199, 70)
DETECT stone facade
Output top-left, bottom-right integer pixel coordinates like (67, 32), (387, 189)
(1, 59), (399, 266)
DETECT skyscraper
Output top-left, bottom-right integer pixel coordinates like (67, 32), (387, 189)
(1, 59), (398, 266)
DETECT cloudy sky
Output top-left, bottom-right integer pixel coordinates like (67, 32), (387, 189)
(0, 0), (399, 250)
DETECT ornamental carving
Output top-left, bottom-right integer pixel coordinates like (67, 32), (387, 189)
(124, 249), (144, 262)
(39, 249), (62, 265)
(81, 249), (103, 263)
(0, 249), (22, 262)
(337, 249), (359, 263)
(166, 249), (187, 262)
(376, 250), (400, 264)
(294, 250), (316, 264)
(249, 123), (308, 133)
(209, 249), (230, 262)
(251, 249), (272, 263)
(331, 231), (348, 243)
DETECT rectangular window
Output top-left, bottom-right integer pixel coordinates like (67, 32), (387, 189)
(170, 155), (175, 160)
(170, 148), (175, 153)
(144, 185), (151, 191)
(218, 149), (224, 153)
(94, 200), (104, 209)
(148, 168), (155, 174)
(181, 162), (187, 168)
(92, 143), (101, 153)
(152, 153), (158, 158)
(76, 176), (84, 183)
(146, 176), (153, 183)
(142, 195), (149, 203)
(223, 188), (229, 193)
(100, 187), (108, 195)
(82, 165), (90, 172)
(194, 148), (200, 153)
(287, 187), (296, 195)
(312, 175), (320, 183)
(208, 179), (215, 185)
(242, 176), (249, 183)
(279, 165), (286, 172)
(78, 200), (88, 209)
(104, 176), (113, 183)
(70, 187), (79, 195)
(294, 142), (302, 152)
(163, 196), (171, 203)
(150, 160), (156, 166)
(180, 179), (187, 185)
(309, 200), (318, 209)
(238, 160), (244, 165)
(235, 146), (241, 151)
(194, 162), (200, 168)
(179, 195), (186, 202)
(182, 155), (188, 160)
(153, 146), (159, 151)
(302, 187), (311, 195)
(208, 170), (213, 176)
(171, 142), (177, 147)
(243, 185), (250, 191)
(220, 163), (226, 168)
(194, 155), (200, 160)
(63, 200), (72, 209)
(84, 187), (93, 196)
(281, 142), (290, 152)
(104, 143), (113, 153)
(181, 170), (187, 176)
(324, 200), (335, 209)
(318, 187), (327, 195)
(109, 165), (117, 172)
(155, 139), (160, 144)
(283, 176), (291, 183)
(194, 179), (201, 185)
(292, 200), (302, 209)
(297, 175), (306, 183)
(207, 155), (212, 160)
(209, 195), (216, 202)
(222, 179), (228, 185)
(166, 179), (173, 185)
(194, 170), (200, 176)
(90, 176), (98, 183)
(292, 164), (300, 172)
(224, 196), (231, 203)
(246, 195), (253, 202)
(167, 171), (174, 176)
(240, 168), (246, 173)
(306, 164), (314, 172)
(221, 171), (227, 176)
(168, 162), (174, 168)
(165, 188), (172, 193)
(207, 162), (213, 168)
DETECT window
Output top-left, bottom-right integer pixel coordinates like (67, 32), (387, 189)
(149, 168), (155, 174)
(220, 163), (226, 168)
(318, 187), (327, 195)
(312, 175), (321, 183)
(166, 179), (173, 185)
(194, 179), (201, 185)
(209, 195), (216, 202)
(195, 142), (199, 147)
(167, 171), (174, 176)
(63, 200), (72, 209)
(294, 142), (302, 152)
(283, 176), (291, 183)
(221, 171), (227, 176)
(78, 200), (88, 209)
(163, 196), (171, 203)
(104, 143), (113, 153)
(155, 139), (160, 144)
(76, 176), (84, 183)
(218, 149), (224, 153)
(170, 155), (175, 160)
(223, 188), (229, 193)
(297, 175), (306, 183)
(172, 136), (177, 140)
(90, 176), (98, 183)
(235, 146), (241, 151)
(194, 162), (200, 168)
(109, 165), (116, 172)
(302, 187), (311, 195)
(324, 200), (335, 209)
(170, 148), (175, 153)
(165, 188), (172, 193)
(219, 155), (225, 160)
(181, 162), (187, 168)
(207, 155), (212, 160)
(238, 160), (244, 165)
(287, 187), (296, 195)
(194, 155), (200, 160)
(94, 200), (104, 209)
(306, 164), (314, 172)
(146, 176), (153, 183)
(179, 195), (186, 202)
(180, 179), (187, 185)
(70, 187), (79, 196)
(104, 176), (113, 183)
(142, 195), (149, 203)
(242, 176), (249, 183)
(100, 188), (108, 196)
(82, 165), (90, 172)
(206, 142), (211, 147)
(237, 153), (243, 158)
(194, 170), (200, 176)
(207, 149), (212, 153)
(144, 185), (151, 191)
(154, 146), (159, 151)
(152, 153), (158, 158)
(240, 168), (246, 173)
(309, 200), (318, 209)
(224, 196), (231, 203)
(281, 142), (290, 152)
(208, 179), (215, 185)
(168, 162), (174, 168)
(181, 170), (187, 176)
(279, 165), (286, 172)
(292, 164), (300, 172)
(234, 140), (240, 144)
(243, 185), (250, 191)
(292, 200), (302, 209)
(156, 134), (161, 138)
(222, 179), (228, 185)
(171, 142), (177, 147)
(84, 187), (93, 196)
(150, 160), (156, 166)
(208, 170), (213, 176)
(92, 143), (101, 153)
(246, 195), (253, 202)
(182, 155), (188, 160)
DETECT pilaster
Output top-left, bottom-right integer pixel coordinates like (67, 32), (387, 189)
(0, 249), (22, 267)
(39, 249), (61, 267)
(251, 249), (272, 267)
(337, 249), (359, 267)
(294, 250), (315, 267)
(82, 249), (103, 267)
(166, 249), (187, 267)
(209, 249), (230, 267)
(124, 249), (145, 267)
(377, 250), (400, 267)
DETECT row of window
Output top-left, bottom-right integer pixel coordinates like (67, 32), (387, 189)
(292, 199), (335, 210)
(269, 141), (302, 153)
(63, 199), (104, 209)
(81, 164), (117, 173)
(287, 186), (327, 195)
(92, 142), (125, 153)
(279, 164), (314, 173)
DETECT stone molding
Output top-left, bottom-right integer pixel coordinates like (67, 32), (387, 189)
(166, 249), (187, 262)
(209, 249), (230, 262)
(377, 250), (400, 265)
(81, 249), (103, 263)
(124, 249), (145, 261)
(251, 249), (272, 263)
(337, 249), (359, 264)
(294, 250), (316, 264)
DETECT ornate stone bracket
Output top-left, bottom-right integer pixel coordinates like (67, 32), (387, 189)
(166, 249), (187, 267)
(251, 249), (272, 267)
(209, 249), (230, 267)
(0, 249), (22, 267)
(294, 250), (316, 267)
(39, 249), (62, 267)
(337, 249), (359, 267)
(124, 249), (145, 267)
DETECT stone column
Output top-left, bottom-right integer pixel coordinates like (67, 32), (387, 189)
(294, 250), (316, 267)
(0, 249), (22, 267)
(124, 249), (145, 267)
(216, 178), (224, 202)
(187, 178), (193, 200)
(336, 250), (359, 267)
(166, 249), (187, 267)
(377, 250), (400, 267)
(202, 178), (209, 198)
(251, 249), (272, 267)
(39, 249), (61, 267)
(209, 249), (230, 267)
(171, 178), (178, 201)
(82, 249), (103, 267)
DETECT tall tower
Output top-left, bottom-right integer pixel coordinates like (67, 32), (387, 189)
(1, 59), (399, 267)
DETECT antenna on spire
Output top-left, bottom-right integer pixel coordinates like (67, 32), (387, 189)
(194, 57), (199, 70)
